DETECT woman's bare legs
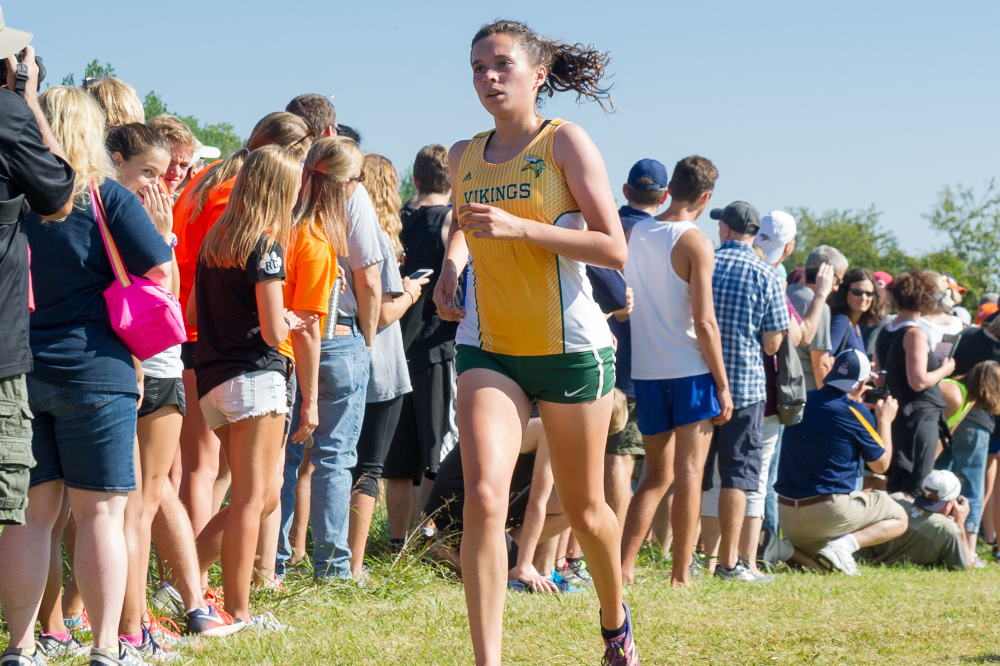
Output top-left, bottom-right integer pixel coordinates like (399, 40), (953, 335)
(349, 492), (377, 577)
(289, 454), (314, 565)
(458, 369), (530, 666)
(0, 482), (65, 649)
(538, 396), (625, 631)
(253, 441), (287, 588)
(179, 369), (221, 541)
(121, 407), (183, 636)
(119, 439), (145, 638)
(38, 494), (70, 636)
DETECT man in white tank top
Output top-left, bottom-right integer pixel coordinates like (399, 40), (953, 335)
(620, 156), (733, 589)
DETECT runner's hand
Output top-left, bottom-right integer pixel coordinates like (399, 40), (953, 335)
(458, 203), (527, 241)
(292, 398), (318, 443)
(713, 388), (734, 425)
(509, 565), (559, 594)
(433, 261), (465, 321)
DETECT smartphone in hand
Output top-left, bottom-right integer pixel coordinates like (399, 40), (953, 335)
(409, 268), (434, 281)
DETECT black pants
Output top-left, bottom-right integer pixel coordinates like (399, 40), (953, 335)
(383, 362), (452, 483)
(886, 405), (946, 495)
(351, 396), (404, 498)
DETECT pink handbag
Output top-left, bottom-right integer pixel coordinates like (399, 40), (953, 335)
(91, 182), (186, 361)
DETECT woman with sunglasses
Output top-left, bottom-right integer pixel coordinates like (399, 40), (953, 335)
(828, 268), (886, 357)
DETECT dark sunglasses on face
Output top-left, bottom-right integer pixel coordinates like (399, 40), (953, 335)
(350, 171), (366, 183)
(850, 288), (875, 297)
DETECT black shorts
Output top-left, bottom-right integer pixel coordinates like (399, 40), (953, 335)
(703, 401), (764, 492)
(180, 341), (197, 371)
(384, 361), (453, 484)
(283, 359), (297, 437)
(138, 376), (186, 418)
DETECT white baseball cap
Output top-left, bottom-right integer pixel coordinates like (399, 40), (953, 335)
(915, 469), (961, 512)
(823, 349), (871, 393)
(754, 211), (797, 265)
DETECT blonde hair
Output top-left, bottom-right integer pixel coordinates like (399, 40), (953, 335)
(362, 154), (403, 257)
(191, 112), (312, 218)
(83, 77), (144, 128)
(608, 388), (628, 436)
(147, 114), (197, 153)
(38, 86), (113, 204)
(200, 145), (301, 269)
(294, 137), (362, 255)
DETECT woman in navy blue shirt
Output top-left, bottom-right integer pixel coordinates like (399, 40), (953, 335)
(829, 268), (886, 357)
(0, 86), (171, 666)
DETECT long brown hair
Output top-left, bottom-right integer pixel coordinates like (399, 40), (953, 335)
(200, 145), (301, 269)
(964, 360), (1000, 415)
(362, 154), (403, 258)
(293, 137), (362, 255)
(471, 20), (613, 111)
(828, 267), (887, 327)
(190, 112), (312, 218)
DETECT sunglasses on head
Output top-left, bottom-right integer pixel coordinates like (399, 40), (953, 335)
(850, 288), (875, 297)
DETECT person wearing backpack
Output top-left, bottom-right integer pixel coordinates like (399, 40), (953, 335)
(619, 156), (732, 589)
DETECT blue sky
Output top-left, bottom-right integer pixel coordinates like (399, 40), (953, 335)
(12, 0), (999, 253)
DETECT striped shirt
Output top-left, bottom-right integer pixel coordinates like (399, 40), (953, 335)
(712, 240), (790, 408)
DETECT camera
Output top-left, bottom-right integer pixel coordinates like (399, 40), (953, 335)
(0, 50), (46, 96)
(863, 386), (890, 402)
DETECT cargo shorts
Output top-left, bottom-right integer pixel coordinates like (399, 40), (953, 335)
(0, 374), (33, 525)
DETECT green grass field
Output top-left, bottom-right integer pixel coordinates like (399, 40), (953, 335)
(6, 542), (1000, 665)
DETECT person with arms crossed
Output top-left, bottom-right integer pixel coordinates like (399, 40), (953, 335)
(619, 156), (732, 589)
(433, 20), (637, 666)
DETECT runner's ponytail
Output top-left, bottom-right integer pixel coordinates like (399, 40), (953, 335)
(471, 20), (613, 111)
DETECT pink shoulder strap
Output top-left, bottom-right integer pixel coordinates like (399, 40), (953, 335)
(90, 182), (132, 288)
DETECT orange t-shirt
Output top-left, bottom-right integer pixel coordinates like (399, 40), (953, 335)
(172, 162), (234, 342)
(277, 225), (336, 361)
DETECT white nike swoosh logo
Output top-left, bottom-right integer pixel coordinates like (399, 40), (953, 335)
(564, 385), (588, 397)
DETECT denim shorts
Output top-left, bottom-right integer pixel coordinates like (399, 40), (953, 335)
(199, 370), (288, 431)
(27, 375), (138, 493)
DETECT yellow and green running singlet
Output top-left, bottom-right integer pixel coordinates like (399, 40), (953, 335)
(455, 119), (612, 356)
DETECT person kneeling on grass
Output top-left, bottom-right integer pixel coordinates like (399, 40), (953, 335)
(773, 349), (908, 575)
(856, 470), (973, 570)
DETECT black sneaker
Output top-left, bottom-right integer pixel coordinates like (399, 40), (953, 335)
(713, 557), (758, 582)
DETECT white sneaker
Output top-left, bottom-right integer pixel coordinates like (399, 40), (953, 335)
(762, 531), (795, 565)
(247, 612), (287, 633)
(816, 541), (860, 576)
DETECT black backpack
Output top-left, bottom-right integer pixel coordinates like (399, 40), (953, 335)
(776, 334), (807, 426)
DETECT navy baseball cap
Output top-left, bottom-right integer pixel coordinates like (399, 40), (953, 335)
(824, 349), (872, 393)
(627, 159), (669, 191)
(710, 201), (761, 235)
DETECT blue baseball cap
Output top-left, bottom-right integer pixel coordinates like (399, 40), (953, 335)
(627, 159), (669, 191)
(824, 349), (872, 393)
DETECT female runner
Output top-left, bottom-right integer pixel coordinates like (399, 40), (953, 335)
(432, 19), (638, 666)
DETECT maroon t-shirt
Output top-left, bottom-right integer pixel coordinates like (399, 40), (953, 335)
(764, 294), (804, 417)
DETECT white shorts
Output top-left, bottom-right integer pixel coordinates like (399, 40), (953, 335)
(701, 415), (781, 518)
(199, 370), (288, 431)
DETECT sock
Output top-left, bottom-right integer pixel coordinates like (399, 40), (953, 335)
(119, 633), (144, 647)
(41, 631), (72, 642)
(64, 615), (83, 629)
(831, 533), (860, 553)
(601, 619), (627, 641)
(186, 606), (210, 615)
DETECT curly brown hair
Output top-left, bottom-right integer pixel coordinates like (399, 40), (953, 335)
(964, 361), (1000, 415)
(885, 271), (940, 314)
(827, 268), (886, 327)
(472, 20), (613, 111)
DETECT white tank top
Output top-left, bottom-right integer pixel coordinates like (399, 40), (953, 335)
(624, 219), (710, 380)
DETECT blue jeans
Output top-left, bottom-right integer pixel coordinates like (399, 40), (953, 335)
(309, 331), (371, 579)
(763, 424), (784, 536)
(275, 391), (304, 578)
(936, 420), (989, 533)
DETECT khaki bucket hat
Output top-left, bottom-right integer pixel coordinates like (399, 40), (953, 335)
(0, 5), (33, 61)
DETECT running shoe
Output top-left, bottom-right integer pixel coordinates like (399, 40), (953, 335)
(143, 611), (194, 649)
(713, 557), (759, 582)
(972, 554), (986, 569)
(760, 530), (795, 568)
(88, 640), (147, 666)
(815, 541), (860, 576)
(134, 628), (183, 664)
(64, 610), (92, 638)
(688, 558), (703, 579)
(563, 557), (595, 587)
(150, 584), (185, 619)
(601, 602), (641, 666)
(246, 612), (286, 633)
(549, 569), (583, 593)
(186, 604), (244, 638)
(0, 646), (47, 666)
(37, 632), (87, 659)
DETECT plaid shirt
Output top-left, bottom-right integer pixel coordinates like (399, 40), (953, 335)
(712, 240), (790, 408)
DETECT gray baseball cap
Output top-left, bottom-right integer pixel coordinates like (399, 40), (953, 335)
(710, 201), (761, 235)
(0, 6), (32, 61)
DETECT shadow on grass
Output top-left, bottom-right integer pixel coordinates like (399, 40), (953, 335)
(963, 656), (1000, 663)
